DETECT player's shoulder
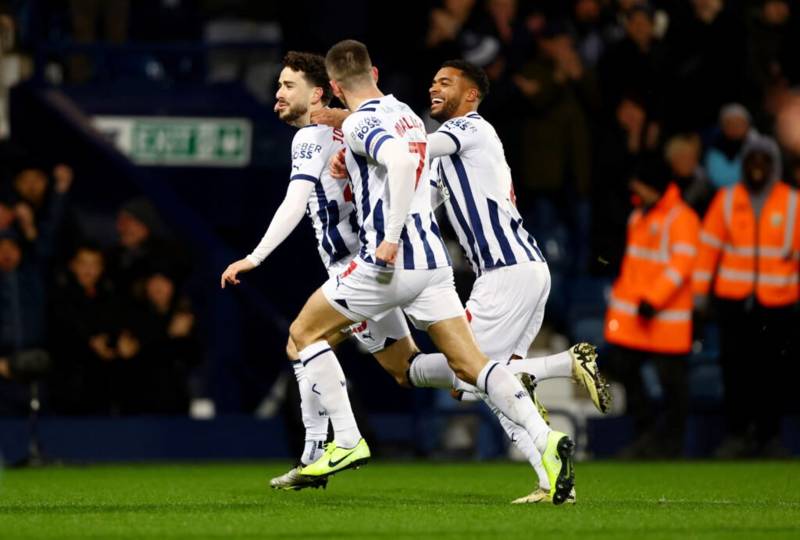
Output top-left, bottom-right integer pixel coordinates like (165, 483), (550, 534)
(438, 113), (483, 136)
(343, 109), (385, 143)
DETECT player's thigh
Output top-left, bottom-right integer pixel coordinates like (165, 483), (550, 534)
(401, 267), (464, 330)
(290, 288), (355, 350)
(372, 335), (419, 387)
(467, 262), (550, 360)
(426, 315), (488, 384)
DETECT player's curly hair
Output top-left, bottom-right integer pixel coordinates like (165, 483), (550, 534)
(283, 51), (333, 105)
(441, 59), (490, 100)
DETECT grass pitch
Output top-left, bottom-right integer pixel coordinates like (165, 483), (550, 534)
(0, 461), (798, 539)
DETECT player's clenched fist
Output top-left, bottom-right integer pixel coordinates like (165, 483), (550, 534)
(329, 148), (348, 179)
(221, 258), (256, 288)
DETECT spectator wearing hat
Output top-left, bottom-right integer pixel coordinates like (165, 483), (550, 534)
(693, 138), (798, 458)
(604, 171), (700, 458)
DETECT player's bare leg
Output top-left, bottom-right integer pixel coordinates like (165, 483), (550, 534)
(289, 289), (371, 477)
(427, 316), (576, 505)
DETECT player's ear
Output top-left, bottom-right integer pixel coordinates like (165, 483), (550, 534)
(330, 79), (343, 99)
(466, 87), (479, 103)
(372, 66), (379, 84)
(311, 86), (323, 105)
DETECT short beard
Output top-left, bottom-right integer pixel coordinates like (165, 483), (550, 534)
(430, 100), (458, 122)
(279, 103), (308, 126)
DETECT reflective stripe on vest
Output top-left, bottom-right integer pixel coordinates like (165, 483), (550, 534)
(718, 267), (800, 287)
(609, 297), (692, 321)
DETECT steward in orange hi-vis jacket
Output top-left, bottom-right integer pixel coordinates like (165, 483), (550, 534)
(693, 138), (798, 458)
(603, 174), (699, 459)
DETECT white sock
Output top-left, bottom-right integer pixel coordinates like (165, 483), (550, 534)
(291, 361), (329, 465)
(506, 351), (573, 381)
(407, 353), (458, 389)
(298, 341), (361, 449)
(477, 361), (551, 452)
(479, 390), (549, 490)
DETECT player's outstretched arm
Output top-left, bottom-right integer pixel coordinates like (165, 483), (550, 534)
(220, 180), (314, 288)
(375, 138), (418, 264)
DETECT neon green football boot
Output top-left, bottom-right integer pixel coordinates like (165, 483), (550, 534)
(541, 431), (576, 505)
(299, 438), (371, 478)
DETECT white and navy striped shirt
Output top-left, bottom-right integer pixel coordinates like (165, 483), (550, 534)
(342, 95), (451, 270)
(431, 113), (544, 275)
(290, 124), (360, 268)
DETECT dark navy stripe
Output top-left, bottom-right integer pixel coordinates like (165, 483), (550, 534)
(364, 128), (386, 157)
(302, 347), (332, 366)
(439, 164), (481, 271)
(430, 179), (438, 188)
(482, 362), (499, 394)
(466, 113), (481, 119)
(358, 99), (380, 110)
(326, 202), (351, 263)
(298, 124), (319, 130)
(413, 213), (436, 269)
(291, 174), (318, 182)
(348, 209), (360, 234)
(370, 134), (393, 160)
(353, 154), (372, 250)
(510, 218), (535, 261)
(486, 199), (517, 266)
(450, 154), (493, 267)
(373, 199), (385, 249)
(439, 130), (461, 153)
(526, 231), (545, 261)
(358, 108), (376, 112)
(429, 216), (452, 266)
(400, 227), (414, 269)
(314, 181), (335, 258)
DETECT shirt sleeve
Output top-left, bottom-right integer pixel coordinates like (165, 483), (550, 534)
(246, 180), (314, 266)
(289, 128), (329, 183)
(343, 112), (395, 161)
(427, 131), (460, 159)
(436, 118), (480, 153)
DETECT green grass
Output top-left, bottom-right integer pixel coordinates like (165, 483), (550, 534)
(0, 461), (798, 539)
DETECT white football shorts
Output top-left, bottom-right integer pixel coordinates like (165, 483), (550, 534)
(323, 257), (464, 331)
(465, 261), (551, 361)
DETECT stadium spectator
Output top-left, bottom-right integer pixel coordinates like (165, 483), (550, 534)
(107, 197), (188, 298)
(48, 244), (120, 414)
(598, 4), (664, 120)
(124, 268), (201, 414)
(590, 95), (659, 275)
(603, 172), (699, 458)
(665, 133), (714, 216)
(513, 19), (598, 271)
(0, 231), (47, 415)
(693, 138), (798, 458)
(661, 0), (747, 132)
(703, 104), (781, 190)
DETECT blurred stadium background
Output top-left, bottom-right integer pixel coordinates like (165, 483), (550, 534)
(0, 0), (799, 471)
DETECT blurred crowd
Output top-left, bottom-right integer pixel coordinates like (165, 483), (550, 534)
(0, 152), (200, 416)
(0, 0), (797, 458)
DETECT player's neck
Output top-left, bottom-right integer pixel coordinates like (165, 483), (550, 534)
(297, 103), (324, 128)
(452, 105), (479, 119)
(345, 88), (384, 111)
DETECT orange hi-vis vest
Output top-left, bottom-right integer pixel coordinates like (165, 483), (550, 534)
(605, 184), (700, 354)
(692, 181), (800, 307)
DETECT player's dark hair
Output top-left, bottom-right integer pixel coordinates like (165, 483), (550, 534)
(283, 51), (333, 105)
(441, 59), (490, 100)
(325, 39), (373, 88)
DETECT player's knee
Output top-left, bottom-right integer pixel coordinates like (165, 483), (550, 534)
(289, 319), (310, 351)
(391, 370), (411, 388)
(448, 361), (478, 386)
(285, 337), (299, 361)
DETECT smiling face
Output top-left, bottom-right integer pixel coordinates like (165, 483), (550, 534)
(274, 67), (317, 127)
(429, 67), (478, 121)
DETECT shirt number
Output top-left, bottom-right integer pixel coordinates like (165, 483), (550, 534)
(408, 142), (427, 190)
